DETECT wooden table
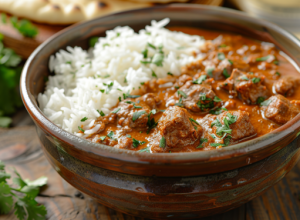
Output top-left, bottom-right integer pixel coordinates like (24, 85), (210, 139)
(1, 109), (300, 220)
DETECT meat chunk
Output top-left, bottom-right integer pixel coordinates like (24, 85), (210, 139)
(114, 93), (160, 129)
(219, 68), (269, 104)
(114, 136), (134, 149)
(174, 74), (193, 88)
(273, 76), (300, 97)
(261, 95), (300, 125)
(199, 110), (256, 148)
(157, 106), (202, 148)
(171, 81), (221, 112)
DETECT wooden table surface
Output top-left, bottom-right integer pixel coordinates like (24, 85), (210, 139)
(1, 109), (300, 220)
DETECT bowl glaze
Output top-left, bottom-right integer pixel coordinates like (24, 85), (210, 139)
(21, 4), (300, 219)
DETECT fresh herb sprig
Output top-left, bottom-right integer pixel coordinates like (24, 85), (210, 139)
(0, 160), (47, 220)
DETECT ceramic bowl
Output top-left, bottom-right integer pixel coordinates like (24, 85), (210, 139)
(20, 4), (300, 219)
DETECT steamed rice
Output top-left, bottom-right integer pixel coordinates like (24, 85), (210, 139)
(38, 18), (205, 136)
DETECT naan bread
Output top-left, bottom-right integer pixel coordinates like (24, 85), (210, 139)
(124, 0), (188, 3)
(0, 0), (153, 24)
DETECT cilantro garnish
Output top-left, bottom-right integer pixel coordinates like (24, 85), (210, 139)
(105, 82), (114, 94)
(99, 136), (106, 141)
(240, 76), (249, 81)
(89, 37), (99, 47)
(228, 59), (233, 65)
(223, 68), (230, 78)
(260, 99), (272, 106)
(107, 131), (117, 140)
(147, 110), (158, 134)
(197, 138), (208, 148)
(256, 97), (265, 105)
(141, 49), (148, 58)
(159, 137), (166, 148)
(256, 56), (270, 62)
(0, 160), (47, 219)
(275, 71), (281, 76)
(147, 42), (156, 49)
(132, 138), (146, 148)
(132, 110), (147, 122)
(213, 96), (222, 102)
(273, 60), (279, 65)
(78, 126), (85, 133)
(209, 107), (228, 115)
(152, 70), (158, 78)
(152, 53), (164, 66)
(219, 44), (227, 48)
(139, 146), (151, 153)
(167, 72), (173, 76)
(100, 89), (105, 93)
(111, 108), (120, 114)
(9, 16), (38, 38)
(193, 75), (207, 84)
(206, 68), (214, 77)
(175, 86), (180, 89)
(177, 90), (187, 98)
(252, 77), (261, 83)
(217, 52), (226, 60)
(81, 117), (88, 122)
(123, 92), (141, 99)
(97, 110), (105, 116)
(189, 118), (199, 125)
(211, 113), (237, 137)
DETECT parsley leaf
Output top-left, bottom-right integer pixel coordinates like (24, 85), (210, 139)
(152, 53), (164, 66)
(100, 136), (106, 141)
(123, 92), (141, 99)
(228, 59), (233, 65)
(257, 97), (265, 105)
(89, 37), (99, 47)
(132, 138), (146, 148)
(132, 110), (147, 122)
(139, 146), (151, 153)
(209, 107), (228, 115)
(213, 96), (222, 102)
(197, 138), (208, 148)
(147, 110), (158, 134)
(189, 118), (199, 125)
(0, 182), (13, 214)
(240, 76), (249, 81)
(10, 17), (38, 38)
(141, 49), (148, 58)
(147, 42), (156, 49)
(78, 126), (85, 133)
(167, 72), (173, 76)
(206, 68), (214, 77)
(107, 131), (117, 140)
(152, 70), (158, 78)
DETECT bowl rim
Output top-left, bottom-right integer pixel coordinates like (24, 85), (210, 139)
(21, 4), (300, 165)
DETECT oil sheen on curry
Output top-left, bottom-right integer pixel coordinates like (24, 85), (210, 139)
(83, 28), (300, 153)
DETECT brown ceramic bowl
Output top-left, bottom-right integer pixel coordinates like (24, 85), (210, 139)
(21, 4), (300, 219)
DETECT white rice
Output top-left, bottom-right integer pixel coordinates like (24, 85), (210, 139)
(38, 18), (205, 136)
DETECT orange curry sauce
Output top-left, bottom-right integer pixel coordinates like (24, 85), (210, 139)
(86, 27), (300, 153)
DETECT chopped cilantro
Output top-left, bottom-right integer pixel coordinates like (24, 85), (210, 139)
(140, 82), (145, 85)
(256, 56), (270, 62)
(260, 99), (272, 106)
(97, 110), (105, 116)
(10, 16), (38, 38)
(123, 92), (141, 99)
(213, 96), (222, 102)
(152, 70), (158, 78)
(142, 49), (148, 58)
(175, 86), (180, 89)
(100, 89), (105, 93)
(78, 126), (85, 133)
(211, 134), (216, 139)
(197, 138), (208, 148)
(167, 72), (173, 76)
(105, 82), (114, 94)
(252, 77), (261, 83)
(223, 68), (230, 78)
(177, 90), (187, 98)
(132, 110), (147, 122)
(111, 108), (120, 114)
(103, 43), (110, 47)
(241, 76), (249, 81)
(147, 42), (156, 49)
(100, 136), (106, 141)
(257, 97), (265, 105)
(273, 60), (279, 65)
(159, 137), (166, 148)
(126, 134), (131, 138)
(217, 52), (226, 60)
(193, 75), (207, 84)
(81, 117), (88, 122)
(139, 146), (150, 153)
(189, 118), (199, 125)
(209, 107), (228, 115)
(89, 37), (99, 47)
(147, 110), (158, 134)
(152, 53), (164, 66)
(107, 131), (116, 140)
(219, 44), (227, 48)
(132, 138), (146, 148)
(228, 59), (233, 65)
(206, 68), (214, 77)
(275, 71), (281, 76)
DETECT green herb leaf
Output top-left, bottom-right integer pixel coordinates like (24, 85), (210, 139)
(107, 131), (116, 140)
(1, 13), (6, 24)
(142, 49), (148, 58)
(197, 138), (208, 148)
(152, 53), (164, 66)
(177, 90), (187, 98)
(209, 107), (228, 115)
(206, 68), (214, 77)
(275, 71), (281, 76)
(123, 92), (141, 99)
(175, 86), (179, 89)
(0, 117), (12, 128)
(152, 70), (158, 78)
(81, 117), (88, 122)
(111, 108), (120, 114)
(147, 42), (156, 49)
(159, 137), (166, 148)
(0, 182), (13, 214)
(257, 97), (265, 105)
(132, 138), (146, 148)
(167, 72), (173, 76)
(223, 68), (230, 78)
(260, 99), (272, 106)
(139, 146), (150, 153)
(99, 136), (106, 141)
(213, 96), (222, 102)
(193, 75), (207, 84)
(219, 44), (227, 48)
(240, 76), (249, 81)
(78, 126), (85, 133)
(189, 118), (199, 125)
(217, 52), (226, 60)
(132, 110), (147, 122)
(89, 37), (99, 47)
(256, 56), (270, 62)
(228, 59), (233, 65)
(10, 18), (38, 38)
(252, 77), (261, 83)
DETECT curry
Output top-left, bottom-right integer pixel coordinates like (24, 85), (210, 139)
(83, 28), (300, 153)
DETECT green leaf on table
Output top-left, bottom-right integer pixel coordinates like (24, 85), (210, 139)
(0, 160), (5, 171)
(14, 200), (27, 220)
(24, 176), (48, 188)
(19, 196), (47, 220)
(13, 169), (27, 189)
(0, 182), (13, 214)
(20, 185), (39, 198)
(0, 172), (11, 183)
(89, 37), (99, 47)
(10, 17), (38, 38)
(0, 117), (12, 127)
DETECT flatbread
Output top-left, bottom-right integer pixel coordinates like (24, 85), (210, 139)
(124, 0), (188, 3)
(0, 0), (153, 25)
